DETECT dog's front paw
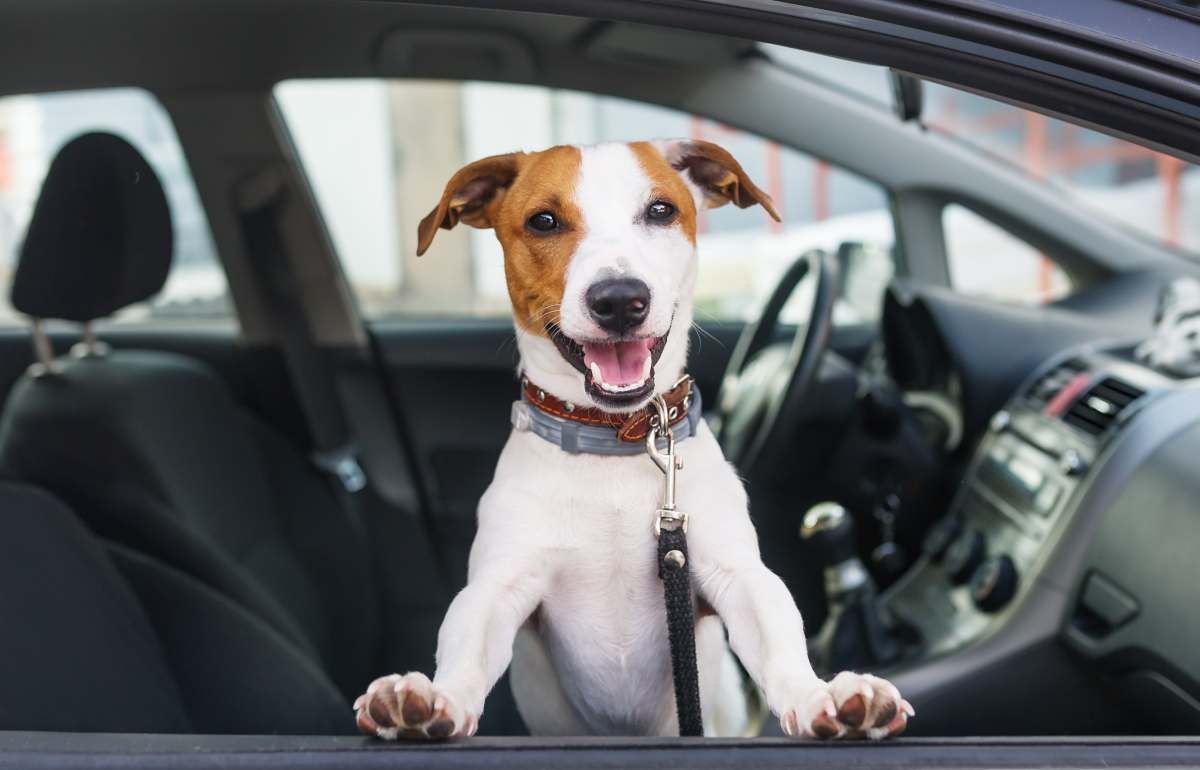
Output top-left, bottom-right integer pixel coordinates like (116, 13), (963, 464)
(780, 672), (913, 740)
(354, 672), (477, 740)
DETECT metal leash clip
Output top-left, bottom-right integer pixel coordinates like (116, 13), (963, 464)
(646, 394), (688, 537)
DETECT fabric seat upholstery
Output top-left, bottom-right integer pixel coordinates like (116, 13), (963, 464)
(0, 481), (192, 734)
(0, 479), (351, 734)
(0, 349), (380, 696)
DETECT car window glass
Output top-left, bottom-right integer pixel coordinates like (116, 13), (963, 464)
(274, 79), (896, 324)
(923, 81), (1198, 258)
(0, 88), (229, 328)
(944, 203), (1070, 304)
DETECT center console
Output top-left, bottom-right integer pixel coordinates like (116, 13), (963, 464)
(882, 347), (1166, 660)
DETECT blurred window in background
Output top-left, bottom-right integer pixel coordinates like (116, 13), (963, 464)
(920, 79), (1194, 304)
(0, 88), (229, 327)
(274, 79), (895, 324)
(767, 46), (1198, 259)
(944, 204), (1070, 303)
(766, 46), (1198, 306)
(920, 79), (1197, 260)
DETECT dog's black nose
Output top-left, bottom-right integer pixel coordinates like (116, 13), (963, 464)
(586, 278), (651, 334)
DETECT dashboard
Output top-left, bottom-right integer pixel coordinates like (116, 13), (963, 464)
(883, 339), (1200, 734)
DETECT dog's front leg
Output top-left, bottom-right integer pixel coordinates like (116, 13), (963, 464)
(698, 548), (913, 739)
(356, 557), (549, 740)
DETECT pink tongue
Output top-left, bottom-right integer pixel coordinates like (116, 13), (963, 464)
(582, 339), (655, 386)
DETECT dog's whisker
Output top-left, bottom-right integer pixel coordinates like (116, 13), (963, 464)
(691, 321), (726, 351)
(496, 334), (519, 357)
(529, 303), (563, 324)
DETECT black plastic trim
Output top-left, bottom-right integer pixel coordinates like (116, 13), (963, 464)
(3, 734), (1200, 769)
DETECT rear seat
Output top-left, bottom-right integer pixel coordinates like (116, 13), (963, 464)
(0, 480), (350, 734)
(0, 480), (191, 733)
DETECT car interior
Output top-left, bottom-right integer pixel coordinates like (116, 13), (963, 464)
(2, 0), (1200, 765)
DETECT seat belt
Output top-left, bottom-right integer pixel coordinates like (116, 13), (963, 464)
(235, 172), (367, 532)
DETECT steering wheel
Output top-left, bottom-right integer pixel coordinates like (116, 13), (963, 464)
(716, 248), (839, 471)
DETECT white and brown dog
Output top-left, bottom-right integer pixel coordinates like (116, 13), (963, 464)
(354, 140), (912, 740)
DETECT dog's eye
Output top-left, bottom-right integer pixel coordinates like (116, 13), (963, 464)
(645, 200), (676, 223)
(526, 211), (559, 233)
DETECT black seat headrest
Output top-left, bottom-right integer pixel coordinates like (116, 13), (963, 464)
(11, 132), (173, 323)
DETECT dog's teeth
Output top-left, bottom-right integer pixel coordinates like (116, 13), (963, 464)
(590, 358), (653, 394)
(598, 379), (641, 394)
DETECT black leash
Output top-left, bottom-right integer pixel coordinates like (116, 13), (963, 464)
(647, 392), (704, 736)
(658, 527), (703, 735)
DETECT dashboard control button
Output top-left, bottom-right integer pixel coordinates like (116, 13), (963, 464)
(944, 530), (986, 584)
(1034, 482), (1062, 516)
(970, 555), (1018, 612)
(1060, 448), (1087, 476)
(1007, 456), (1045, 492)
(921, 516), (963, 562)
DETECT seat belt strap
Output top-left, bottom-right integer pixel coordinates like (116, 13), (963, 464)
(236, 175), (369, 511)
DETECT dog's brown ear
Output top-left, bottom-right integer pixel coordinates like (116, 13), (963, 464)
(655, 139), (781, 222)
(417, 152), (524, 255)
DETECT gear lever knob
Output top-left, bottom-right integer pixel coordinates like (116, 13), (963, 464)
(801, 502), (855, 563)
(801, 502), (869, 597)
(801, 501), (903, 673)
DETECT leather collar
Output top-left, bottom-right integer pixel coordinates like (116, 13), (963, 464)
(521, 375), (695, 443)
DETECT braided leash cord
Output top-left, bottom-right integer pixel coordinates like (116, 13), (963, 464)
(658, 526), (703, 736)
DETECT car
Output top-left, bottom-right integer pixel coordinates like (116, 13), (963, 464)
(1, 0), (1199, 768)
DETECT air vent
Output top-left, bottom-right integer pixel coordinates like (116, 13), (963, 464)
(1062, 377), (1145, 437)
(1026, 358), (1087, 409)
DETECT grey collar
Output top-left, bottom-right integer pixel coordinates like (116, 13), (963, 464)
(511, 386), (703, 456)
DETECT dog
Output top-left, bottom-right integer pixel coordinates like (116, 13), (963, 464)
(354, 139), (912, 740)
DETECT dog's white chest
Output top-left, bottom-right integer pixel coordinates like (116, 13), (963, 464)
(548, 443), (676, 729)
(479, 423), (748, 735)
(481, 429), (702, 733)
(543, 483), (675, 727)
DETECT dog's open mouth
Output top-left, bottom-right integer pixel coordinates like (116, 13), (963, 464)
(548, 324), (668, 407)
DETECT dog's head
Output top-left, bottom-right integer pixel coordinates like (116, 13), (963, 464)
(418, 140), (779, 412)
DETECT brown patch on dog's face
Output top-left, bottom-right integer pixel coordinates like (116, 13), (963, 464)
(416, 146), (583, 338)
(629, 141), (698, 246)
(491, 146), (583, 336)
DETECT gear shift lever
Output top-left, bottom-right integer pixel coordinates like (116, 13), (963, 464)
(801, 502), (902, 673)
